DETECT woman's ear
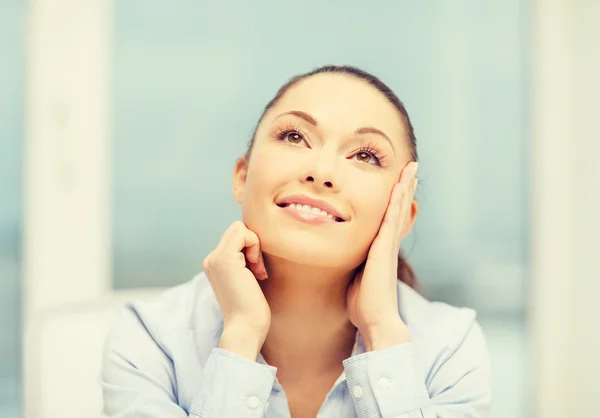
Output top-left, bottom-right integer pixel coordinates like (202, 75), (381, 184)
(232, 156), (248, 204)
(401, 199), (419, 239)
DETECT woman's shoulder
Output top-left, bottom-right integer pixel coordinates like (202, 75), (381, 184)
(396, 281), (484, 355)
(396, 282), (492, 409)
(101, 274), (221, 407)
(106, 272), (220, 345)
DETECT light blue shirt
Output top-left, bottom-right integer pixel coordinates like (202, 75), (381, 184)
(101, 272), (492, 417)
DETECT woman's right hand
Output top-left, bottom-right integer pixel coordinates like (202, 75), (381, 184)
(202, 221), (271, 360)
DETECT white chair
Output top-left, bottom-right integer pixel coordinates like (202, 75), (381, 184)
(23, 288), (164, 418)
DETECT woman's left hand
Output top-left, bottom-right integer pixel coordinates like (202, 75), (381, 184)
(346, 162), (419, 352)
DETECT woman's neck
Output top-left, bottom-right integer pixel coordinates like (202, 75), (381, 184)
(259, 254), (358, 373)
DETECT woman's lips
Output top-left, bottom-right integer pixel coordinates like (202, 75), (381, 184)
(275, 194), (347, 221)
(278, 203), (339, 224)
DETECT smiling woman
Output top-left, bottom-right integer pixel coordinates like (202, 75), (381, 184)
(241, 66), (419, 285)
(101, 66), (492, 418)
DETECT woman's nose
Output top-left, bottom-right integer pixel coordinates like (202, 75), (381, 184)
(303, 151), (339, 190)
(304, 175), (334, 189)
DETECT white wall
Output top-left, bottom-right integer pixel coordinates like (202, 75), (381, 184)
(530, 0), (600, 416)
(23, 0), (112, 321)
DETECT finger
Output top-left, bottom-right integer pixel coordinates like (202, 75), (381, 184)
(240, 230), (261, 263)
(370, 182), (405, 257)
(244, 253), (267, 280)
(220, 222), (258, 258)
(408, 176), (418, 220)
(215, 221), (245, 252)
(397, 161), (417, 193)
(378, 162), (417, 244)
(223, 224), (268, 279)
(245, 245), (268, 280)
(382, 182), (405, 232)
(395, 163), (419, 241)
(253, 250), (266, 275)
(241, 231), (267, 279)
(210, 222), (267, 280)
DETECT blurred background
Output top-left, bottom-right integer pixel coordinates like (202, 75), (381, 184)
(1, 0), (598, 417)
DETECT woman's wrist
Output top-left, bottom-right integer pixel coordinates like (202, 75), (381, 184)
(219, 325), (267, 361)
(361, 318), (411, 352)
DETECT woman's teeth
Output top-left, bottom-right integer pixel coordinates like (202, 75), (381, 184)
(288, 203), (336, 221)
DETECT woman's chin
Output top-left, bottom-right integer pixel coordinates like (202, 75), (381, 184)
(260, 238), (364, 270)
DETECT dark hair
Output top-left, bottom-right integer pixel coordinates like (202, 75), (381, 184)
(245, 65), (419, 292)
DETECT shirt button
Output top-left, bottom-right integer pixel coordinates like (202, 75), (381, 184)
(378, 377), (391, 390)
(352, 385), (364, 398)
(246, 396), (260, 409)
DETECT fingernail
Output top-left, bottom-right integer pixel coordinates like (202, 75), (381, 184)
(411, 162), (419, 178)
(263, 269), (268, 279)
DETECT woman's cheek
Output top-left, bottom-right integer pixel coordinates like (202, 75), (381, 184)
(350, 194), (388, 262)
(252, 146), (299, 184)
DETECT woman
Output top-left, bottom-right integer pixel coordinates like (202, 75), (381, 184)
(101, 65), (492, 417)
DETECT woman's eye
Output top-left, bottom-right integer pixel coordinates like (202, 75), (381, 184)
(281, 131), (305, 145)
(353, 151), (380, 165)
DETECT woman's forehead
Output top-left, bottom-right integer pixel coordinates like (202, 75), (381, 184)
(266, 74), (407, 138)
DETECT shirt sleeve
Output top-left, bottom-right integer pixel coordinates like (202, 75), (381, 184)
(100, 306), (277, 418)
(190, 348), (277, 417)
(342, 321), (492, 418)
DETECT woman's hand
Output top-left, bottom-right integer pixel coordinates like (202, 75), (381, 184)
(346, 162), (419, 351)
(203, 221), (270, 360)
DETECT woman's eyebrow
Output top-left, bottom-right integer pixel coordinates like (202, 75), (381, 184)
(355, 127), (395, 154)
(275, 110), (318, 126)
(274, 110), (396, 154)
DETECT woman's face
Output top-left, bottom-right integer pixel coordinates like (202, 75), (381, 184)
(233, 73), (418, 269)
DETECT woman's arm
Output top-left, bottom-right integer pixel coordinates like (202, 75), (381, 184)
(343, 321), (492, 418)
(100, 305), (276, 418)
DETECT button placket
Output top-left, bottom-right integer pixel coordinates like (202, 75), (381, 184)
(352, 385), (364, 398)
